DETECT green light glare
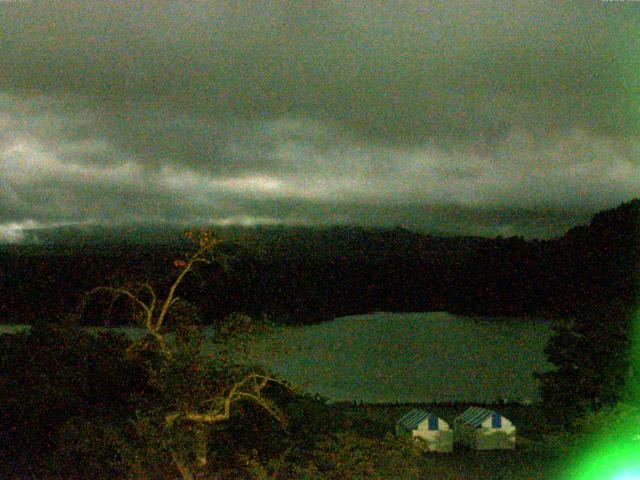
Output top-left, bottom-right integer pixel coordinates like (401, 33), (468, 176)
(612, 471), (640, 480)
(564, 438), (640, 480)
(561, 307), (640, 479)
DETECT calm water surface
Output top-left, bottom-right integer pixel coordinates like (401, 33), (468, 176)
(1, 312), (553, 404)
(230, 312), (553, 404)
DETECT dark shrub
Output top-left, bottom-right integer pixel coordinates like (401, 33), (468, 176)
(0, 321), (148, 476)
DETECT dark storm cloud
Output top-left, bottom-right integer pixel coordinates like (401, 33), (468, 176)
(0, 1), (638, 240)
(1, 1), (636, 141)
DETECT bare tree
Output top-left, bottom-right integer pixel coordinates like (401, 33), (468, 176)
(83, 230), (290, 479)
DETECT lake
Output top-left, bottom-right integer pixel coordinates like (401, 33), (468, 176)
(228, 311), (554, 404)
(1, 312), (554, 404)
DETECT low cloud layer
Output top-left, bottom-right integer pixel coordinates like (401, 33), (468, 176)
(1, 1), (638, 239)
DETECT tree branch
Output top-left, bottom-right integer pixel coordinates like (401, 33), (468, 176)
(164, 373), (292, 428)
(171, 450), (194, 480)
(85, 286), (153, 324)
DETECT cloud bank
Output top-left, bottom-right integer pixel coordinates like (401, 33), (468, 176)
(0, 1), (638, 239)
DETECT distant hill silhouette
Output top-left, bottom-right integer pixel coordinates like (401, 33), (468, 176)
(0, 199), (638, 325)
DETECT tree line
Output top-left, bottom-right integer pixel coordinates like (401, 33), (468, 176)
(1, 200), (638, 327)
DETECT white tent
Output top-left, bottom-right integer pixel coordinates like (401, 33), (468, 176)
(453, 406), (516, 450)
(395, 409), (453, 452)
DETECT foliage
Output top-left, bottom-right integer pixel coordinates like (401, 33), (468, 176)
(538, 303), (634, 425)
(0, 320), (147, 477)
(214, 312), (274, 341)
(571, 401), (640, 442)
(79, 230), (291, 479)
(538, 200), (640, 426)
(262, 431), (423, 480)
(54, 415), (132, 477)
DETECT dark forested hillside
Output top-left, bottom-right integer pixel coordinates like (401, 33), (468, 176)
(0, 199), (638, 326)
(537, 199), (640, 420)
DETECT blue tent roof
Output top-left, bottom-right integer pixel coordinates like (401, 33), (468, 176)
(455, 407), (500, 428)
(397, 409), (440, 430)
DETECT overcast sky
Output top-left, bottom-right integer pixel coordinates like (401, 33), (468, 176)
(0, 0), (638, 242)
